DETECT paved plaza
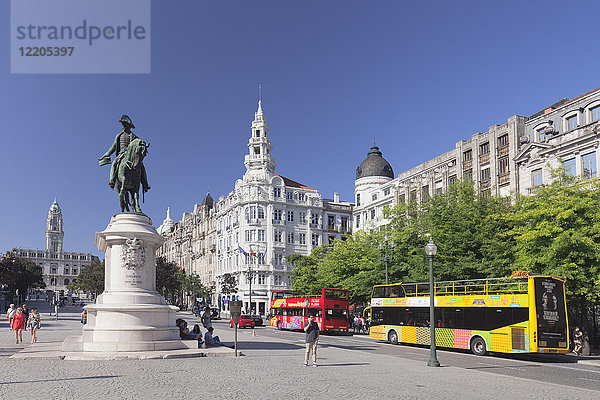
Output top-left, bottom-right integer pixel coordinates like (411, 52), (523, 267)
(1, 300), (599, 399)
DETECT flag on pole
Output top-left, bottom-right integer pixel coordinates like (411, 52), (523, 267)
(238, 246), (247, 255)
(249, 247), (257, 257)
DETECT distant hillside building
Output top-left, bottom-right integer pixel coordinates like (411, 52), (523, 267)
(13, 199), (99, 293)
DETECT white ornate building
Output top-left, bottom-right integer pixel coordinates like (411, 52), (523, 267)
(13, 199), (99, 293)
(156, 194), (217, 303)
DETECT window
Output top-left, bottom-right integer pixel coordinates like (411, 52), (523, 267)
(287, 191), (293, 200)
(372, 193), (378, 201)
(582, 152), (597, 179)
(481, 168), (490, 181)
(311, 213), (319, 225)
(591, 106), (600, 122)
(448, 175), (457, 186)
(257, 230), (265, 241)
(383, 188), (390, 196)
(286, 211), (294, 222)
(255, 129), (260, 137)
(258, 274), (266, 284)
(299, 212), (306, 224)
(498, 157), (509, 175)
(328, 235), (335, 244)
(464, 169), (472, 181)
(563, 158), (576, 176)
(463, 150), (472, 162)
(273, 209), (282, 221)
(51, 267), (57, 274)
(64, 278), (70, 285)
(410, 190), (417, 202)
(275, 254), (283, 265)
(257, 253), (265, 265)
(273, 187), (281, 198)
(287, 232), (294, 244)
(566, 114), (578, 131)
(257, 207), (264, 219)
(72, 268), (78, 275)
(311, 234), (320, 246)
(50, 277), (57, 285)
(299, 233), (306, 244)
(245, 230), (256, 242)
(421, 185), (429, 202)
(298, 193), (306, 202)
(355, 215), (360, 228)
(341, 216), (348, 230)
(398, 194), (405, 204)
(328, 215), (335, 229)
(274, 230), (282, 242)
(498, 134), (509, 148)
(480, 142), (489, 155)
(254, 147), (260, 154)
(536, 127), (546, 142)
(370, 209), (375, 219)
(532, 168), (543, 186)
(64, 268), (69, 275)
(356, 194), (361, 206)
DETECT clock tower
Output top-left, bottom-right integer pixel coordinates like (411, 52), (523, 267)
(46, 198), (64, 253)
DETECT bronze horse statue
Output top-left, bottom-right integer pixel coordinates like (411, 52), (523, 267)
(116, 138), (150, 213)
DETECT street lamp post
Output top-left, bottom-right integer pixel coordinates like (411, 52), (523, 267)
(425, 238), (440, 367)
(245, 251), (256, 315)
(379, 234), (394, 285)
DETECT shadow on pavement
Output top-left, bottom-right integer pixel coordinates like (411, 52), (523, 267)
(313, 362), (370, 367)
(234, 341), (303, 350)
(0, 375), (123, 385)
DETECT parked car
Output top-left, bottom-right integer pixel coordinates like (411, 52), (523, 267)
(230, 315), (255, 328)
(250, 315), (263, 326)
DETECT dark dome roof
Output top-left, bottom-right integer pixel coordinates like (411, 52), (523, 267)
(201, 192), (214, 209)
(356, 146), (394, 180)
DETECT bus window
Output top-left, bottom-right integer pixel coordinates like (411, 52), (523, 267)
(372, 286), (386, 298)
(325, 308), (347, 320)
(371, 308), (384, 326)
(487, 308), (511, 331)
(324, 289), (348, 300)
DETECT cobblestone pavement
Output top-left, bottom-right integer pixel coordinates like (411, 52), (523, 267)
(1, 300), (599, 399)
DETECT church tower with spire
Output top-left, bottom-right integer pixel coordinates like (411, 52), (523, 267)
(46, 198), (64, 253)
(243, 100), (276, 181)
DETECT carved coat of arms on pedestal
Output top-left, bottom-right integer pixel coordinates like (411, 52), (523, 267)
(121, 237), (146, 270)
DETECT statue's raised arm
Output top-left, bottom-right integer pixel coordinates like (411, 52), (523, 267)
(99, 114), (151, 213)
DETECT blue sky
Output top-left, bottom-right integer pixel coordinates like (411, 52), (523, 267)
(2, 0), (600, 257)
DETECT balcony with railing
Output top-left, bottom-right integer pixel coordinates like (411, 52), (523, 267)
(463, 159), (472, 169)
(479, 153), (490, 164)
(498, 173), (510, 185)
(498, 145), (509, 157)
(479, 179), (490, 189)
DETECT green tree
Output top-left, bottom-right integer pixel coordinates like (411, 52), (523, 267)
(503, 171), (600, 334)
(69, 259), (105, 295)
(182, 273), (210, 300)
(219, 272), (238, 295)
(156, 256), (181, 301)
(1, 252), (45, 299)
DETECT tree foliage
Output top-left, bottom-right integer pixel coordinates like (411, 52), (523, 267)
(156, 256), (181, 299)
(69, 259), (105, 294)
(219, 272), (238, 295)
(0, 252), (45, 297)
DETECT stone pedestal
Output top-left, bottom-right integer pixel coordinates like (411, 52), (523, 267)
(73, 213), (188, 352)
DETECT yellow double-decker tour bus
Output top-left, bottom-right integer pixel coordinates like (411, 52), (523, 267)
(368, 272), (569, 355)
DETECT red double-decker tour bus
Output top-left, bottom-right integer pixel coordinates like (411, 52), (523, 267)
(269, 288), (349, 333)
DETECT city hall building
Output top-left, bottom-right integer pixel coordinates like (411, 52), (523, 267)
(13, 199), (99, 293)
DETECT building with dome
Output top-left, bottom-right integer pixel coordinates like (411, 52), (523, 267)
(13, 199), (99, 294)
(354, 115), (526, 232)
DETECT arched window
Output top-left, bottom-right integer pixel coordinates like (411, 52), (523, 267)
(64, 278), (70, 285)
(50, 278), (57, 285)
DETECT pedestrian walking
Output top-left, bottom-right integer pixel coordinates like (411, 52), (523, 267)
(11, 307), (26, 344)
(21, 304), (29, 325)
(304, 314), (320, 367)
(573, 327), (583, 355)
(6, 304), (16, 330)
(81, 309), (87, 325)
(201, 306), (212, 329)
(353, 315), (359, 333)
(26, 307), (41, 343)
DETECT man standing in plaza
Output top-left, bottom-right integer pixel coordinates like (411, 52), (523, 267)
(304, 314), (319, 367)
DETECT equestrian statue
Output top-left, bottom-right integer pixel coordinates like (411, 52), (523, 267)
(98, 114), (151, 213)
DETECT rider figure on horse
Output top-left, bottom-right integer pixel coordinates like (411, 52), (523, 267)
(98, 114), (150, 193)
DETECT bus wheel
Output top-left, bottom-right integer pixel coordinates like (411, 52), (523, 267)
(470, 337), (487, 356)
(277, 321), (282, 330)
(388, 330), (399, 345)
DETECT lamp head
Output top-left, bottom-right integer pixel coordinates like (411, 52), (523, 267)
(425, 238), (437, 256)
